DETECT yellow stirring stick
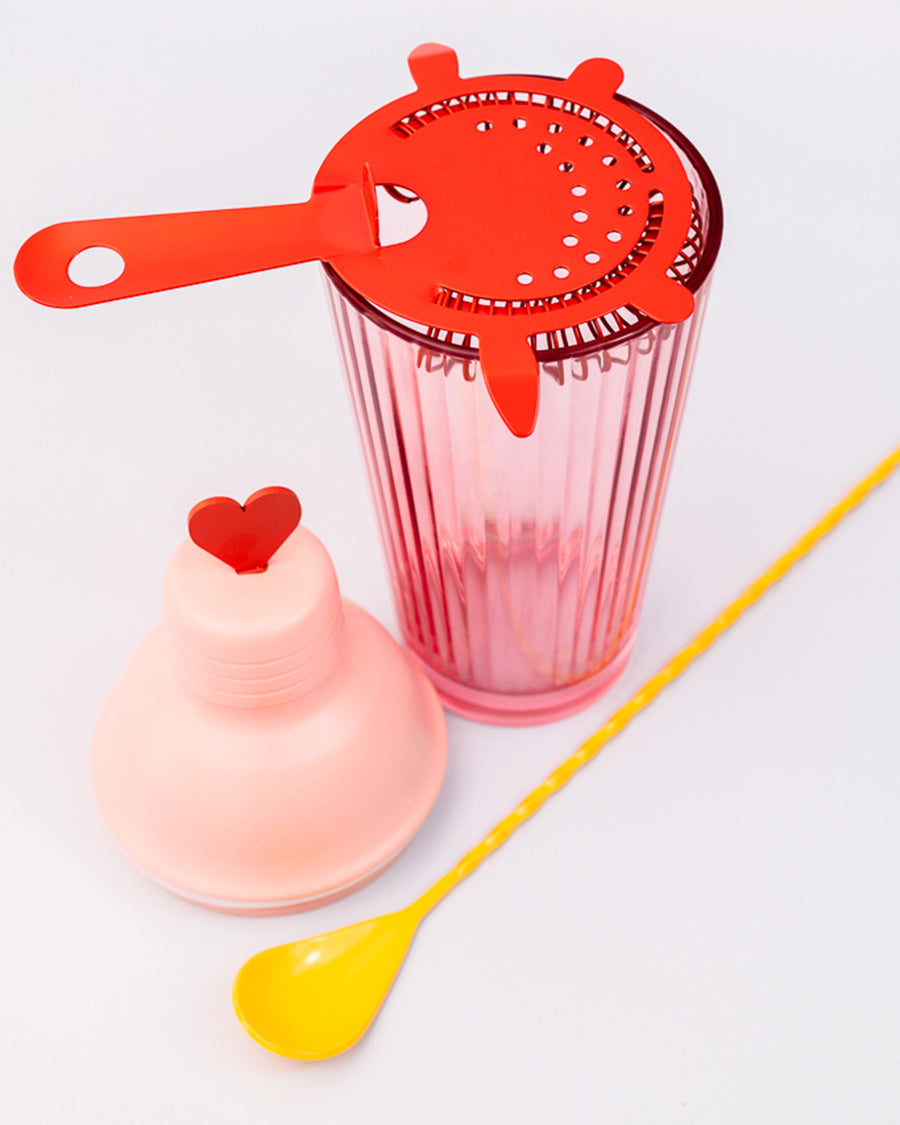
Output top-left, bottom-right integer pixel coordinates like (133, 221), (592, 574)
(233, 443), (900, 1060)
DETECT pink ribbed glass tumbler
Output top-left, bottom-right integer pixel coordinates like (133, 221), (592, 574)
(325, 96), (722, 725)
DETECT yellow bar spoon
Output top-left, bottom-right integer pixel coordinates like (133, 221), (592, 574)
(233, 444), (900, 1060)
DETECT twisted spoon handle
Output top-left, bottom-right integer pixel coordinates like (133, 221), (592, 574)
(417, 442), (900, 917)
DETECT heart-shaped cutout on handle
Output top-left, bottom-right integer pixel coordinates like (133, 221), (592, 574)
(188, 487), (302, 574)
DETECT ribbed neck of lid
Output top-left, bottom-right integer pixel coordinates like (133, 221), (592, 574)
(167, 596), (345, 707)
(163, 529), (347, 709)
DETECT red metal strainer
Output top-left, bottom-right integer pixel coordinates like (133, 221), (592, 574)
(14, 43), (695, 436)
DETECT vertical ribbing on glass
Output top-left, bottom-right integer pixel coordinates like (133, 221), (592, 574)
(323, 118), (718, 724)
(326, 270), (713, 725)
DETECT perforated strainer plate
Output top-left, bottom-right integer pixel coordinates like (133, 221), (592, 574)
(15, 43), (695, 437)
(315, 45), (694, 434)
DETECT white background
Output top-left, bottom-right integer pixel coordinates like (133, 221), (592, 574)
(2, 1), (899, 1121)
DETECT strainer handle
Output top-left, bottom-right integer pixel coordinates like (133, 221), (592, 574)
(14, 181), (378, 309)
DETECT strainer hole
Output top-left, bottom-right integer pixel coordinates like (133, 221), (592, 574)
(476, 121), (493, 132)
(571, 185), (587, 196)
(584, 252), (601, 264)
(618, 205), (633, 216)
(606, 230), (622, 242)
(578, 136), (594, 146)
(513, 118), (527, 129)
(548, 122), (562, 134)
(572, 210), (589, 223)
(616, 179), (631, 191)
(602, 155), (617, 166)
(562, 235), (579, 247)
(558, 161), (574, 173)
(537, 143), (552, 154)
(517, 272), (534, 285)
(553, 266), (570, 279)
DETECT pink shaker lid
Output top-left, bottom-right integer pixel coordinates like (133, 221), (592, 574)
(92, 485), (448, 914)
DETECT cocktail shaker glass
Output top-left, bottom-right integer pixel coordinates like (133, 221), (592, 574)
(325, 98), (722, 725)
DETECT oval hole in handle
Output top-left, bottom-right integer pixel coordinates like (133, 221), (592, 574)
(67, 247), (125, 287)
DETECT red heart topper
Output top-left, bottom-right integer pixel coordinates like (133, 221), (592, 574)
(187, 487), (302, 574)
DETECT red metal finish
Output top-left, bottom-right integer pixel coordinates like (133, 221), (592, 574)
(319, 46), (694, 434)
(14, 44), (695, 436)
